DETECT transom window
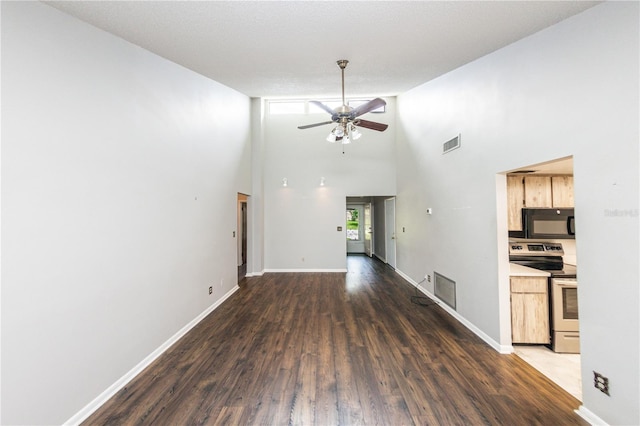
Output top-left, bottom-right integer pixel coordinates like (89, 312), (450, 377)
(267, 99), (386, 115)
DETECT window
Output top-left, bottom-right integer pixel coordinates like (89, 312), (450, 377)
(268, 101), (305, 115)
(309, 100), (342, 113)
(349, 99), (386, 113)
(267, 98), (386, 115)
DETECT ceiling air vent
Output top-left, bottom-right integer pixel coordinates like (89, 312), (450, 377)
(443, 134), (461, 154)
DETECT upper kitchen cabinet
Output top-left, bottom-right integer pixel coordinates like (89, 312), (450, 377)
(507, 176), (526, 231)
(551, 176), (574, 207)
(507, 175), (574, 231)
(524, 176), (552, 207)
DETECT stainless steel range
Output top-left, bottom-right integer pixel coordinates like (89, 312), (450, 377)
(509, 242), (579, 353)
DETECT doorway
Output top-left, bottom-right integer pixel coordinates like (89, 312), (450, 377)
(237, 193), (248, 280)
(500, 157), (581, 400)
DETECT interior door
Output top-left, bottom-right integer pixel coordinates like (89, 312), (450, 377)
(384, 198), (396, 268)
(364, 203), (372, 257)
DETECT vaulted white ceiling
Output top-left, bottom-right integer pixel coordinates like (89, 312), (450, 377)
(46, 1), (599, 99)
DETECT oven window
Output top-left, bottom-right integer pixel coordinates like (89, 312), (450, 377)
(562, 287), (579, 320)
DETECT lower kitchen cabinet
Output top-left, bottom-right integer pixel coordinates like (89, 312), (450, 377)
(510, 276), (550, 344)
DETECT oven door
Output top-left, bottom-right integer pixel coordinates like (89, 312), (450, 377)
(551, 278), (579, 353)
(552, 278), (578, 330)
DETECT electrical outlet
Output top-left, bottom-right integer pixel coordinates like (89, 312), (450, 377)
(594, 371), (610, 395)
(208, 286), (212, 295)
(427, 275), (431, 282)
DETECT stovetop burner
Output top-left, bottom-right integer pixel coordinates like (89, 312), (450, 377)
(509, 241), (577, 278)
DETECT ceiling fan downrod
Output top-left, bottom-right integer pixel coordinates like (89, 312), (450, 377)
(337, 59), (348, 106)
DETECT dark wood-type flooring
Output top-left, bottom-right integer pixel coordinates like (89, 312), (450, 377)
(84, 255), (586, 425)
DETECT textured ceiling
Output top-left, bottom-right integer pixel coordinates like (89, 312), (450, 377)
(46, 1), (599, 99)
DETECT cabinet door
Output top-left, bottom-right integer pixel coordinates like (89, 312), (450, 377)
(507, 176), (525, 231)
(510, 276), (550, 344)
(511, 293), (550, 343)
(552, 176), (574, 207)
(524, 176), (552, 207)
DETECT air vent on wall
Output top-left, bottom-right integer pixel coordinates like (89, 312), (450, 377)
(511, 170), (537, 174)
(434, 272), (456, 310)
(443, 134), (461, 154)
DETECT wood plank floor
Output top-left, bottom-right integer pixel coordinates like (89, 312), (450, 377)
(84, 255), (587, 425)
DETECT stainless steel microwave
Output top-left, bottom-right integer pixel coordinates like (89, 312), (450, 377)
(510, 208), (576, 239)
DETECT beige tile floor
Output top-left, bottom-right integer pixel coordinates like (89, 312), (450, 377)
(514, 345), (582, 401)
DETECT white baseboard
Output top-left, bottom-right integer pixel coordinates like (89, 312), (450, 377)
(64, 285), (240, 426)
(244, 270), (264, 277)
(576, 405), (609, 426)
(373, 253), (387, 263)
(395, 269), (512, 354)
(263, 268), (347, 273)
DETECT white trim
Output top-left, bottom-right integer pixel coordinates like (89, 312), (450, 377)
(395, 269), (513, 354)
(64, 285), (240, 426)
(263, 268), (348, 273)
(575, 406), (609, 426)
(244, 271), (264, 277)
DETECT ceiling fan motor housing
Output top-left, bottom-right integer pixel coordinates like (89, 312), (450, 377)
(332, 104), (353, 121)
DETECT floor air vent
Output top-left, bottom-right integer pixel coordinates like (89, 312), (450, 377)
(434, 272), (456, 309)
(443, 134), (461, 154)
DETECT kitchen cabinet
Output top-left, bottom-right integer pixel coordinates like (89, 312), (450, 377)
(507, 175), (574, 230)
(507, 176), (525, 231)
(510, 276), (550, 344)
(551, 176), (574, 207)
(524, 176), (552, 207)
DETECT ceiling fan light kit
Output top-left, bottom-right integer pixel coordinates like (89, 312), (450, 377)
(298, 60), (388, 145)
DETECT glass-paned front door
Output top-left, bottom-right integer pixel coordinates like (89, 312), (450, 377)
(347, 207), (360, 241)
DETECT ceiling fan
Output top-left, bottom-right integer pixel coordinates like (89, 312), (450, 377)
(298, 60), (388, 144)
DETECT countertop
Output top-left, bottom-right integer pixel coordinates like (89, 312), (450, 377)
(509, 263), (551, 277)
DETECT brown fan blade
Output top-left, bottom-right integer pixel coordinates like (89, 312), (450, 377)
(297, 121), (334, 130)
(309, 101), (335, 116)
(356, 119), (388, 132)
(352, 98), (386, 118)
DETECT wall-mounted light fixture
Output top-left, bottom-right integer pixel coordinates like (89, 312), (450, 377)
(282, 178), (288, 187)
(320, 177), (326, 187)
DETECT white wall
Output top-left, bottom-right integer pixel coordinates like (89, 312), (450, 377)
(263, 99), (396, 271)
(395, 2), (639, 424)
(247, 98), (266, 276)
(0, 2), (251, 424)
